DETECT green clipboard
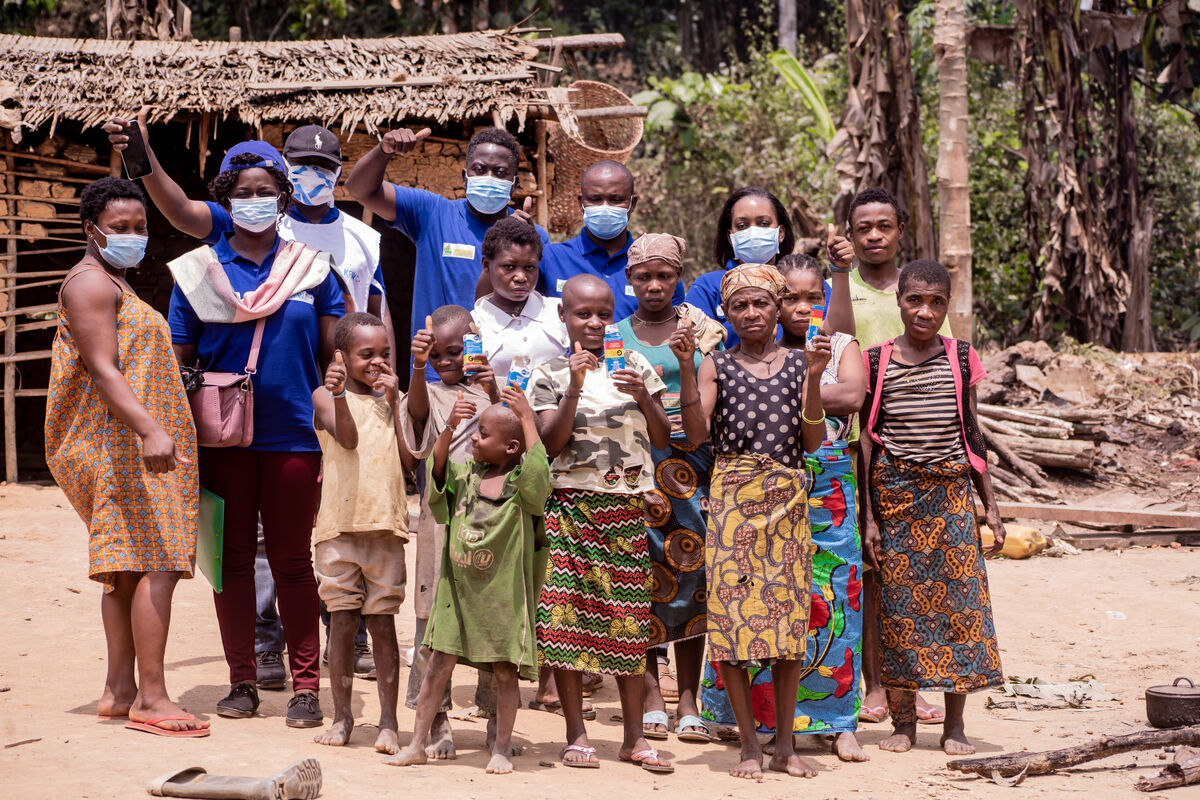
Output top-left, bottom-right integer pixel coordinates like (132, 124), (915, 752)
(197, 487), (225, 593)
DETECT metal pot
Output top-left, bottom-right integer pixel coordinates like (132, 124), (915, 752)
(1146, 677), (1200, 728)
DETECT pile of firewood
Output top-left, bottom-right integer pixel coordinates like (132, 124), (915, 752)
(978, 403), (1103, 502)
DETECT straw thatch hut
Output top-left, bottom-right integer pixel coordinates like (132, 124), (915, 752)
(0, 29), (644, 481)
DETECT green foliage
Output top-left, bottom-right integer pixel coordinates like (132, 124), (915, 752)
(768, 49), (836, 141)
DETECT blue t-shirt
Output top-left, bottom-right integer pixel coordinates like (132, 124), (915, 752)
(168, 234), (345, 451)
(685, 260), (831, 347)
(204, 202), (384, 303)
(539, 231), (685, 320)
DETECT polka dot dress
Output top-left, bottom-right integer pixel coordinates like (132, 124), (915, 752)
(712, 349), (808, 470)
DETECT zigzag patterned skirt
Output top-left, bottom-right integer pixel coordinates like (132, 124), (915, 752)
(871, 447), (1003, 693)
(536, 488), (651, 676)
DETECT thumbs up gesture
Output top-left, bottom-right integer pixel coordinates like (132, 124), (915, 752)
(567, 341), (597, 394)
(411, 314), (435, 369)
(827, 222), (854, 271)
(447, 389), (478, 430)
(325, 350), (348, 395)
(513, 195), (535, 225)
(381, 126), (431, 157)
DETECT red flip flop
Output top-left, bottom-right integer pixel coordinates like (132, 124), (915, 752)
(125, 715), (211, 738)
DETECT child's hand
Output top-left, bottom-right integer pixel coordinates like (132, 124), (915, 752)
(325, 350), (347, 395)
(501, 385), (533, 420)
(984, 507), (1007, 558)
(567, 342), (597, 394)
(373, 361), (399, 407)
(464, 352), (495, 384)
(411, 315), (435, 368)
(669, 318), (697, 362)
(446, 390), (477, 431)
(805, 328), (833, 375)
(827, 222), (854, 271)
(612, 368), (650, 402)
(863, 517), (883, 570)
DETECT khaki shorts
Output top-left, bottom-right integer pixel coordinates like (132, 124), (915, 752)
(314, 531), (407, 615)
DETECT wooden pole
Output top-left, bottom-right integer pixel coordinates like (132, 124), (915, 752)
(535, 119), (549, 229)
(935, 0), (974, 340)
(3, 154), (16, 481)
(525, 33), (625, 52)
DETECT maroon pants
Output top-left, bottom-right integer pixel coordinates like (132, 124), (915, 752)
(200, 448), (322, 692)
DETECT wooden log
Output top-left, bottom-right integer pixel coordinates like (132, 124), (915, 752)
(246, 71), (534, 93)
(526, 33), (626, 51)
(947, 725), (1200, 778)
(981, 425), (1049, 487)
(0, 348), (52, 364)
(0, 150), (110, 174)
(0, 194), (80, 206)
(979, 403), (1074, 430)
(992, 502), (1200, 528)
(994, 433), (1095, 471)
(1031, 406), (1106, 423)
(982, 416), (1033, 438)
(998, 419), (1071, 439)
(1136, 746), (1200, 792)
(3, 154), (13, 481)
(524, 104), (649, 120)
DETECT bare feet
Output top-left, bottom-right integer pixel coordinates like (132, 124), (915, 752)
(485, 715), (522, 756)
(313, 716), (353, 747)
(879, 723), (915, 753)
(383, 742), (429, 767)
(486, 752), (514, 774)
(128, 697), (209, 733)
(941, 723), (976, 755)
(833, 731), (870, 762)
(730, 754), (764, 781)
(375, 727), (401, 755)
(97, 686), (136, 718)
(769, 752), (818, 778)
(425, 712), (456, 759)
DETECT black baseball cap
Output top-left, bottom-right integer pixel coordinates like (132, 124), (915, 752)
(283, 125), (342, 169)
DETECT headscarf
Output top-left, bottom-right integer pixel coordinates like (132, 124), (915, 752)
(719, 263), (785, 306)
(627, 233), (687, 271)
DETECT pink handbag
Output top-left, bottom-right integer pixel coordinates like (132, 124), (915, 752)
(188, 318), (264, 448)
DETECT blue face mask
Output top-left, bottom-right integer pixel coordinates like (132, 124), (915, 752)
(582, 204), (629, 240)
(730, 226), (781, 265)
(95, 229), (148, 269)
(465, 175), (514, 215)
(229, 196), (281, 233)
(286, 163), (339, 207)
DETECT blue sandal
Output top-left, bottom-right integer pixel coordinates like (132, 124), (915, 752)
(675, 714), (712, 743)
(642, 710), (670, 740)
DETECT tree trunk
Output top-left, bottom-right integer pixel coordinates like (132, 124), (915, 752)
(1117, 52), (1154, 352)
(779, 0), (798, 56)
(934, 0), (973, 339)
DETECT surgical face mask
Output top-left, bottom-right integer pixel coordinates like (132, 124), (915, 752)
(465, 175), (513, 215)
(582, 204), (629, 240)
(229, 196), (281, 233)
(730, 225), (781, 265)
(95, 228), (148, 270)
(287, 162), (340, 207)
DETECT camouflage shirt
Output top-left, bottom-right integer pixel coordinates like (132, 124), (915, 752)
(529, 349), (666, 495)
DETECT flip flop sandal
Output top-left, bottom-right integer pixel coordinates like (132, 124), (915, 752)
(561, 744), (600, 769)
(642, 710), (670, 740)
(916, 705), (946, 725)
(858, 705), (889, 724)
(125, 715), (211, 738)
(658, 668), (680, 701)
(623, 747), (674, 775)
(528, 698), (597, 721)
(675, 714), (713, 743)
(147, 759), (321, 799)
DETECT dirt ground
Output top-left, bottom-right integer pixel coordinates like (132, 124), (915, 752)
(3, 481), (1199, 800)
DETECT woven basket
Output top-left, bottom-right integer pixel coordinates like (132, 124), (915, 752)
(548, 80), (644, 233)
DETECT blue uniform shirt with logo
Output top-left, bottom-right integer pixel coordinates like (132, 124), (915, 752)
(168, 234), (345, 451)
(686, 260), (831, 347)
(538, 231), (685, 320)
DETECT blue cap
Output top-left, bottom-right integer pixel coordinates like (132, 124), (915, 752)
(219, 141), (285, 174)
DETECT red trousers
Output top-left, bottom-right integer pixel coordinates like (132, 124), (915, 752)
(200, 448), (321, 691)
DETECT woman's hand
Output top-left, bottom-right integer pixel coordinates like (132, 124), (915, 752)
(669, 318), (697, 363)
(141, 428), (178, 474)
(324, 351), (347, 395)
(373, 362), (399, 407)
(446, 390), (477, 431)
(567, 342), (597, 395)
(411, 315), (435, 369)
(612, 368), (651, 403)
(984, 506), (1008, 558)
(862, 516), (883, 571)
(805, 330), (833, 376)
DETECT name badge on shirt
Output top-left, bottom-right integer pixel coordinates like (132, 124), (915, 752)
(290, 290), (315, 305)
(716, 304), (725, 318)
(624, 285), (636, 296)
(556, 278), (567, 292)
(442, 242), (476, 260)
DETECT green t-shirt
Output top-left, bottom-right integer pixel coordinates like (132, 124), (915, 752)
(426, 440), (551, 680)
(849, 269), (952, 348)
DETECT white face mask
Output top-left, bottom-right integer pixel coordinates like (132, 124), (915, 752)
(229, 196), (280, 233)
(286, 162), (340, 207)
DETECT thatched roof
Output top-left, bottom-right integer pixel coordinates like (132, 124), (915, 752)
(0, 30), (547, 139)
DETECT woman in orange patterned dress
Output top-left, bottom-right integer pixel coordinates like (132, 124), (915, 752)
(45, 177), (207, 737)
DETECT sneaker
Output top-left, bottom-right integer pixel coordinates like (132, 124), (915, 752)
(354, 640), (376, 679)
(256, 650), (287, 690)
(285, 691), (324, 728)
(216, 681), (260, 719)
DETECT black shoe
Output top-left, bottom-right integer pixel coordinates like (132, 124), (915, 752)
(256, 650), (287, 690)
(216, 681), (260, 719)
(354, 640), (376, 679)
(285, 692), (324, 728)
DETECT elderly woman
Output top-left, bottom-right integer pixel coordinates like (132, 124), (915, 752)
(46, 177), (208, 737)
(683, 264), (830, 780)
(166, 141), (345, 727)
(614, 233), (724, 744)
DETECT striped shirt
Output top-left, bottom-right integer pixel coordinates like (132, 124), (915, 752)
(878, 351), (965, 463)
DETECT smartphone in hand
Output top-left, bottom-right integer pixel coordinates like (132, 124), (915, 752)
(121, 123), (152, 180)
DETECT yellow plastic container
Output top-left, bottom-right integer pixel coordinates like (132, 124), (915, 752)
(981, 524), (1047, 559)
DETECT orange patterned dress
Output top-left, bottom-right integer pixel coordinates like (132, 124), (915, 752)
(45, 268), (198, 592)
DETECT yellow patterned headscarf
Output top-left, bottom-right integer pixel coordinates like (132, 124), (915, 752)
(719, 263), (786, 306)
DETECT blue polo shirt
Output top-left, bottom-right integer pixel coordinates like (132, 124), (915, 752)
(686, 261), (831, 347)
(168, 234), (345, 451)
(203, 202), (385, 303)
(538, 231), (685, 320)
